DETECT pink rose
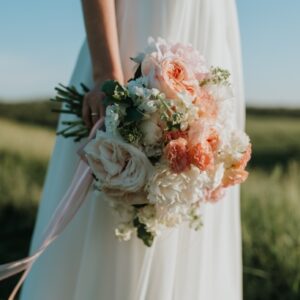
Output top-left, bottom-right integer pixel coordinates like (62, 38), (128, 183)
(194, 89), (218, 119)
(142, 55), (200, 100)
(170, 42), (209, 81)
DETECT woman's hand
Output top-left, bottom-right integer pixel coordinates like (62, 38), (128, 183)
(82, 82), (105, 129)
(82, 72), (124, 129)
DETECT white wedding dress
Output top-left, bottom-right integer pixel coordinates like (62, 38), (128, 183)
(20, 1), (245, 299)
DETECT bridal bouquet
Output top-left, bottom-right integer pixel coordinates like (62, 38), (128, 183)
(53, 38), (251, 246)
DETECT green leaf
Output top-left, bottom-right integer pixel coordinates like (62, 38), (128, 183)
(101, 80), (120, 97)
(124, 107), (144, 123)
(51, 82), (89, 141)
(133, 217), (154, 247)
(80, 82), (90, 93)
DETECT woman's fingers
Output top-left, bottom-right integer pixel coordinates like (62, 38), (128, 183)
(90, 93), (105, 125)
(82, 96), (92, 129)
(82, 90), (105, 128)
(90, 103), (100, 125)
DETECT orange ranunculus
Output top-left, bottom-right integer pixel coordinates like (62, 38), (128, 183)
(233, 144), (252, 169)
(222, 168), (249, 188)
(188, 142), (214, 171)
(164, 138), (190, 173)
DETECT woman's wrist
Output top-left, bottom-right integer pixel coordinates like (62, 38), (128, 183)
(93, 70), (124, 87)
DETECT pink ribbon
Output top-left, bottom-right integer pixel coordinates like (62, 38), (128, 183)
(0, 118), (104, 300)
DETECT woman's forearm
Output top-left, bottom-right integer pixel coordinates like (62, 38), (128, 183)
(81, 0), (124, 84)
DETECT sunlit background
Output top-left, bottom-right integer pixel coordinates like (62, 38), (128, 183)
(0, 1), (299, 299)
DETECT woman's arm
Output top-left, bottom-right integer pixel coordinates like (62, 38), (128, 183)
(81, 0), (124, 128)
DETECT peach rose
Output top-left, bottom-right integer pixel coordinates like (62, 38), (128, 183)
(142, 55), (200, 101)
(164, 137), (190, 173)
(194, 89), (218, 119)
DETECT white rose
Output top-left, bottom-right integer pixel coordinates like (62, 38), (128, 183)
(140, 119), (162, 145)
(84, 131), (154, 200)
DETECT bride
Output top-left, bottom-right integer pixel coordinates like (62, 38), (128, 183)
(19, 0), (244, 299)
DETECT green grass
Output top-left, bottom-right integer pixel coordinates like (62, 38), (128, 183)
(0, 103), (300, 299)
(0, 118), (56, 299)
(246, 115), (300, 168)
(242, 162), (300, 300)
(0, 101), (60, 129)
(0, 118), (55, 163)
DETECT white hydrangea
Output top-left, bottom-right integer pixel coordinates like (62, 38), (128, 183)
(146, 165), (210, 206)
(155, 203), (187, 227)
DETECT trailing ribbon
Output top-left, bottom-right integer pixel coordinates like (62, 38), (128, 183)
(0, 118), (104, 300)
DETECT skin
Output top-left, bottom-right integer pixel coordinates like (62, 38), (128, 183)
(81, 0), (124, 128)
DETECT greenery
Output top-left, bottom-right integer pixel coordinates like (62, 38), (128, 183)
(51, 83), (89, 141)
(0, 101), (300, 299)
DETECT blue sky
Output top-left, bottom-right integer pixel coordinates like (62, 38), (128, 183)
(0, 0), (299, 107)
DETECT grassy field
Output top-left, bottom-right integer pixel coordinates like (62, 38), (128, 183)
(0, 101), (300, 299)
